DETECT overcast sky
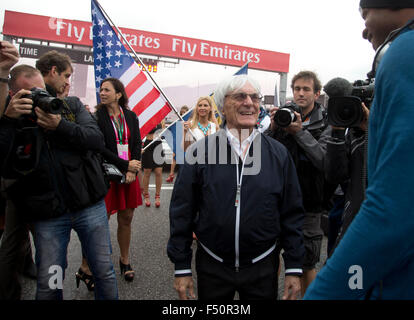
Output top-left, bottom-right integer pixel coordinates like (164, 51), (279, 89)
(1, 0), (374, 101)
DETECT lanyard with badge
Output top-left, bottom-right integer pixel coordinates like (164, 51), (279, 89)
(110, 108), (129, 161)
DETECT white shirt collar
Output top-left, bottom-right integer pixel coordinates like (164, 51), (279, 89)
(225, 126), (258, 159)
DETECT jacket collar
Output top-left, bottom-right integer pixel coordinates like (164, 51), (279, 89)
(45, 84), (57, 97)
(303, 103), (326, 130)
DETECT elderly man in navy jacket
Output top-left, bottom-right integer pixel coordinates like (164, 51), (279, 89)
(168, 74), (305, 300)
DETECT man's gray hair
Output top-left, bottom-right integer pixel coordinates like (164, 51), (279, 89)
(213, 74), (261, 123)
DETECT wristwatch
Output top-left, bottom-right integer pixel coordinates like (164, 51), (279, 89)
(0, 76), (10, 84)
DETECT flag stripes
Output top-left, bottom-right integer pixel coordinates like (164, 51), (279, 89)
(91, 0), (172, 138)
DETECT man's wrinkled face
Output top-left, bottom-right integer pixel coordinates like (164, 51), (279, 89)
(361, 8), (402, 50)
(222, 82), (260, 131)
(11, 73), (45, 96)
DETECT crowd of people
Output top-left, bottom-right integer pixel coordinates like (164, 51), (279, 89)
(0, 0), (414, 300)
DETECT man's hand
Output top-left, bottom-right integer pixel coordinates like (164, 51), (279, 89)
(174, 276), (195, 300)
(359, 102), (370, 131)
(125, 171), (136, 184)
(0, 41), (19, 77)
(283, 111), (302, 135)
(35, 107), (61, 130)
(282, 275), (301, 300)
(5, 89), (34, 118)
(1, 41), (20, 117)
(268, 106), (279, 131)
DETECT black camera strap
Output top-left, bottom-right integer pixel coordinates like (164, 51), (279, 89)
(61, 99), (76, 123)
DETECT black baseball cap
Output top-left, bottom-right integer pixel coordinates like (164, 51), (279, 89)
(360, 0), (414, 8)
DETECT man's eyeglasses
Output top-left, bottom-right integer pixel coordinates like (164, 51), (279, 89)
(226, 92), (263, 103)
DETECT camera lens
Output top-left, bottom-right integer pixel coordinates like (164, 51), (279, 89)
(274, 108), (295, 128)
(36, 96), (64, 114)
(49, 99), (64, 114)
(328, 96), (363, 128)
(337, 105), (354, 122)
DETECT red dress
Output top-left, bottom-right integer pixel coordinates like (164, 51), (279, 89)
(104, 114), (143, 214)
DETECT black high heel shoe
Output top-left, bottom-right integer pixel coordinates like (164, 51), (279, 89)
(75, 268), (95, 291)
(119, 259), (135, 282)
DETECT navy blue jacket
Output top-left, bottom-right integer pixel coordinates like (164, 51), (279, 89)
(167, 129), (305, 275)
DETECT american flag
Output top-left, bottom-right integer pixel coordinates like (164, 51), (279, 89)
(91, 0), (172, 137)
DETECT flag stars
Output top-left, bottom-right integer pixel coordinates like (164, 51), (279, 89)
(96, 53), (103, 61)
(107, 30), (114, 37)
(98, 30), (104, 37)
(97, 42), (103, 49)
(98, 19), (105, 27)
(96, 64), (103, 72)
(115, 50), (122, 58)
(106, 40), (113, 48)
(106, 51), (112, 59)
(106, 62), (112, 69)
(114, 61), (121, 68)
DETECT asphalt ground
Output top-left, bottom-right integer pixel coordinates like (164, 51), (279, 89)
(20, 171), (328, 300)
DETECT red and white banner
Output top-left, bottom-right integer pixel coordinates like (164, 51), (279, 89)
(3, 10), (290, 73)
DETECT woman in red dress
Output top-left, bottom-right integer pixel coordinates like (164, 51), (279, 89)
(95, 78), (142, 282)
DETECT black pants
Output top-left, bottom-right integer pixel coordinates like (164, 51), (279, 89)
(195, 245), (279, 300)
(0, 179), (34, 300)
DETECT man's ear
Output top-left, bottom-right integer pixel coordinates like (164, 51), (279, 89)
(50, 66), (58, 77)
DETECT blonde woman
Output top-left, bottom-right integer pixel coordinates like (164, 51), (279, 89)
(183, 96), (218, 151)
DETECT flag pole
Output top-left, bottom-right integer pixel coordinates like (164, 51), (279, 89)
(142, 61), (250, 151)
(141, 109), (196, 152)
(94, 0), (185, 123)
(93, 0), (197, 147)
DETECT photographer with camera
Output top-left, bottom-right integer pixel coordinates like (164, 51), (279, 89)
(305, 0), (414, 299)
(1, 50), (118, 300)
(0, 43), (39, 300)
(322, 77), (371, 257)
(267, 70), (331, 296)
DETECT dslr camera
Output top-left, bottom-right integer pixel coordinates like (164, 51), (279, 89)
(22, 87), (64, 120)
(328, 79), (374, 128)
(273, 101), (301, 128)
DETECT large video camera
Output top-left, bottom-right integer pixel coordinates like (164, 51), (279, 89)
(327, 79), (374, 128)
(273, 101), (301, 128)
(22, 88), (64, 120)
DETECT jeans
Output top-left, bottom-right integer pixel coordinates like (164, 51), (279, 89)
(33, 199), (118, 300)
